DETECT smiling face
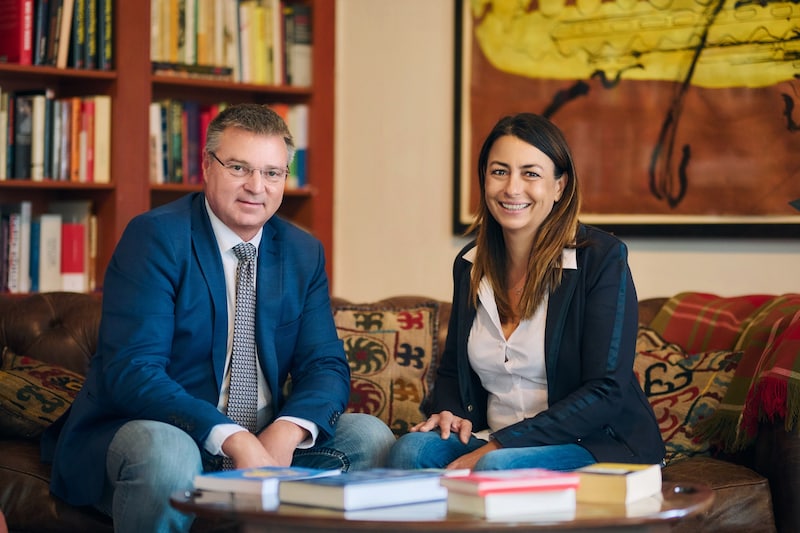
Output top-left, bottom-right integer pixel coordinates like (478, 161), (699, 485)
(484, 135), (566, 242)
(203, 126), (288, 241)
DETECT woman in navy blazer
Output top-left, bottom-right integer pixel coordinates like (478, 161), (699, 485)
(388, 113), (664, 471)
(42, 105), (395, 532)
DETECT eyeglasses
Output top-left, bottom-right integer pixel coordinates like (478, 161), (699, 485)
(209, 152), (288, 184)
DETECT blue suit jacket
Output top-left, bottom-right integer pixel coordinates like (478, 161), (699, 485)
(42, 193), (350, 506)
(430, 224), (665, 464)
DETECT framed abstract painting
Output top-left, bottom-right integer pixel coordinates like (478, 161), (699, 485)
(453, 0), (800, 237)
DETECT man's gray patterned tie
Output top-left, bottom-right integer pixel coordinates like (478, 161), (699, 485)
(223, 242), (257, 469)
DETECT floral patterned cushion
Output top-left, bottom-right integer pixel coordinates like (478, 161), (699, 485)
(334, 303), (439, 436)
(635, 327), (742, 464)
(0, 347), (84, 439)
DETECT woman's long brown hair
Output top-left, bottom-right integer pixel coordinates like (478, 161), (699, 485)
(467, 113), (581, 322)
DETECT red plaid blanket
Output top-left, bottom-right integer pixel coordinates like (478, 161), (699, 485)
(648, 292), (800, 452)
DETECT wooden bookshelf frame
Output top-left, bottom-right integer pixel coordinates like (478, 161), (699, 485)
(0, 0), (337, 290)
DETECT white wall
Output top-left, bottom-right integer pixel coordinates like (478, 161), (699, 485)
(334, 0), (800, 303)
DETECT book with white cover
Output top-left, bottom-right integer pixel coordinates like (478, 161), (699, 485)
(447, 488), (577, 520)
(279, 468), (448, 511)
(35, 213), (62, 292)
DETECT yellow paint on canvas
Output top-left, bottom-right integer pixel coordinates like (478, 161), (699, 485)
(470, 0), (800, 88)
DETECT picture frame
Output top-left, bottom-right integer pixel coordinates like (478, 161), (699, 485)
(453, 1), (800, 237)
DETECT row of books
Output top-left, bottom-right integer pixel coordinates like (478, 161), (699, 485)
(0, 200), (95, 294)
(0, 0), (113, 70)
(149, 0), (311, 86)
(192, 463), (663, 520)
(0, 87), (111, 183)
(149, 100), (308, 189)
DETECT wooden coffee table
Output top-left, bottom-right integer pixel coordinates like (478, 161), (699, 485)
(171, 481), (713, 533)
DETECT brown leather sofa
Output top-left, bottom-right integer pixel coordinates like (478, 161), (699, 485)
(0, 292), (791, 532)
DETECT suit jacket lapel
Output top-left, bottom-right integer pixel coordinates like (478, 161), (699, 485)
(256, 222), (280, 396)
(191, 195), (229, 390)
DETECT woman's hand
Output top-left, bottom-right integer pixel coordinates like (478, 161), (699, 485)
(411, 410), (473, 444)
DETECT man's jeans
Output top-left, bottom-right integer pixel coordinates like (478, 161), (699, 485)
(98, 413), (395, 533)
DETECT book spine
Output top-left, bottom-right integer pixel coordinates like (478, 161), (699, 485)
(71, 0), (85, 68)
(21, 0), (35, 65)
(30, 93), (46, 181)
(92, 94), (110, 183)
(13, 93), (33, 179)
(6, 211), (21, 292)
(55, 0), (74, 68)
(148, 101), (164, 184)
(97, 0), (112, 69)
(5, 94), (16, 179)
(45, 0), (63, 65)
(169, 99), (183, 183)
(183, 100), (200, 184)
(83, 0), (96, 68)
(29, 217), (40, 292)
(37, 213), (62, 292)
(60, 220), (86, 292)
(33, 0), (51, 65)
(44, 93), (56, 179)
(69, 96), (81, 181)
(81, 96), (95, 182)
(0, 90), (8, 180)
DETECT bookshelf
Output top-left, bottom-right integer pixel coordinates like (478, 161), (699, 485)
(0, 0), (335, 292)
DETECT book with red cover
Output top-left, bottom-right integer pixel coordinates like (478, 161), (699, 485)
(60, 221), (85, 292)
(0, 0), (35, 65)
(439, 468), (580, 496)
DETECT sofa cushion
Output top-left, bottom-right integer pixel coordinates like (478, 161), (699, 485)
(648, 292), (771, 353)
(662, 456), (776, 533)
(334, 302), (439, 436)
(0, 347), (84, 439)
(635, 327), (742, 464)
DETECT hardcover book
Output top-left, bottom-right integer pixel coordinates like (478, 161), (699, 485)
(194, 466), (340, 508)
(278, 468), (448, 511)
(440, 468), (580, 496)
(0, 0), (34, 65)
(575, 462), (662, 504)
(447, 487), (577, 520)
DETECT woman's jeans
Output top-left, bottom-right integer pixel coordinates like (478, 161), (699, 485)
(387, 430), (596, 471)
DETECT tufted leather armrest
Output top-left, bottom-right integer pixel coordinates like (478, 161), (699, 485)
(0, 292), (102, 376)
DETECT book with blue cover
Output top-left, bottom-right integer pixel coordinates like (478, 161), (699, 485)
(193, 465), (341, 507)
(278, 468), (448, 511)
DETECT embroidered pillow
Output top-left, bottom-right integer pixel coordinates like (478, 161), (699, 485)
(634, 327), (742, 464)
(334, 303), (439, 436)
(0, 347), (84, 438)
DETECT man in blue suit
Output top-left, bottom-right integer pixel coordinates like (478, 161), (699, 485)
(42, 104), (396, 532)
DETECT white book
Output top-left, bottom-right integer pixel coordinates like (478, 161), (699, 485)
(268, 0), (283, 85)
(149, 102), (165, 184)
(238, 1), (253, 83)
(51, 99), (62, 181)
(184, 0), (197, 65)
(17, 201), (32, 292)
(212, 0), (224, 67)
(30, 94), (46, 181)
(223, 0), (240, 79)
(36, 213), (63, 292)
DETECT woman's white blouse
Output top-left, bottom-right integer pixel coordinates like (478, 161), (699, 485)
(466, 248), (577, 439)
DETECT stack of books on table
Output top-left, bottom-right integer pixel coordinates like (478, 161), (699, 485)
(439, 468), (581, 520)
(192, 465), (341, 509)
